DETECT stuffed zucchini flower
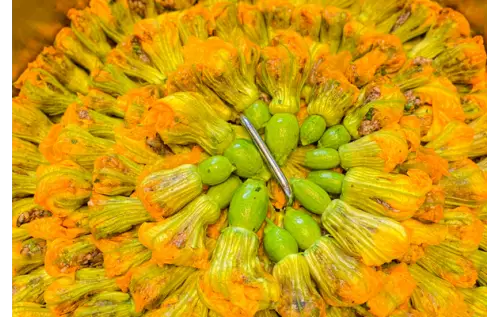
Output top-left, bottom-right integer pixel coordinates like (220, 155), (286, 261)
(388, 0), (442, 43)
(44, 268), (119, 316)
(365, 263), (416, 317)
(139, 194), (220, 268)
(13, 267), (55, 304)
(126, 262), (195, 312)
(67, 7), (112, 59)
(406, 76), (464, 142)
(15, 68), (78, 116)
(32, 47), (90, 95)
(345, 34), (407, 87)
(290, 4), (323, 41)
(467, 113), (487, 158)
(88, 194), (154, 239)
(438, 159), (487, 209)
(433, 36), (487, 85)
(439, 206), (485, 255)
(12, 198), (51, 228)
(409, 8), (470, 59)
(212, 2), (240, 42)
(273, 253), (327, 317)
(175, 5), (215, 44)
(259, 0), (294, 38)
(307, 59), (359, 126)
(73, 291), (138, 317)
(61, 102), (124, 140)
(39, 124), (115, 170)
(90, 64), (139, 97)
(469, 250), (487, 286)
(13, 238), (47, 276)
(107, 36), (166, 85)
(13, 168), (36, 199)
(90, 0), (137, 43)
(358, 0), (407, 27)
(166, 64), (237, 122)
(417, 244), (477, 288)
(341, 167), (432, 220)
(459, 287), (487, 317)
(151, 92), (234, 155)
(400, 147), (449, 184)
(54, 27), (104, 72)
(304, 236), (383, 307)
(133, 16), (184, 75)
(92, 231), (151, 279)
(408, 264), (469, 317)
(13, 302), (52, 317)
(136, 164), (203, 220)
(14, 201), (88, 241)
(34, 160), (92, 217)
(119, 85), (163, 126)
(460, 85), (487, 122)
(144, 271), (209, 317)
(12, 98), (53, 144)
(80, 89), (125, 118)
(320, 6), (351, 54)
(44, 235), (103, 278)
(13, 137), (48, 172)
(198, 227), (280, 317)
(237, 3), (269, 47)
(343, 82), (405, 139)
(338, 129), (408, 172)
(92, 154), (143, 196)
(113, 126), (165, 164)
(401, 217), (448, 250)
(425, 120), (474, 161)
(257, 44), (305, 115)
(392, 57), (435, 91)
(182, 37), (259, 112)
(322, 200), (410, 266)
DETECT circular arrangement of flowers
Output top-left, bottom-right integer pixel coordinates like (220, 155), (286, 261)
(13, 0), (487, 316)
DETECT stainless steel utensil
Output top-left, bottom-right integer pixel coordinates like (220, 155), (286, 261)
(240, 115), (294, 207)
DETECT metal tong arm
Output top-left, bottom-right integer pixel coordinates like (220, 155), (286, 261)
(240, 115), (294, 207)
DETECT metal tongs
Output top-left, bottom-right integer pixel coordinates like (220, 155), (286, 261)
(240, 115), (294, 207)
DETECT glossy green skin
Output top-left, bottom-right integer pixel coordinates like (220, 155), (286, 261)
(284, 208), (322, 250)
(207, 175), (242, 209)
(265, 114), (299, 166)
(229, 179), (269, 232)
(243, 100), (272, 130)
(300, 115), (326, 146)
(304, 148), (340, 170)
(224, 139), (264, 178)
(263, 219), (299, 262)
(290, 178), (330, 214)
(197, 156), (235, 185)
(318, 125), (351, 150)
(307, 170), (344, 194)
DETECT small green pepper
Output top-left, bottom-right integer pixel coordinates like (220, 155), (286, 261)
(263, 218), (298, 263)
(290, 178), (331, 214)
(307, 170), (344, 194)
(283, 208), (322, 250)
(304, 148), (340, 170)
(318, 125), (351, 149)
(229, 179), (269, 232)
(300, 115), (326, 146)
(207, 175), (243, 209)
(243, 100), (272, 130)
(224, 139), (265, 179)
(197, 156), (235, 185)
(265, 113), (299, 166)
